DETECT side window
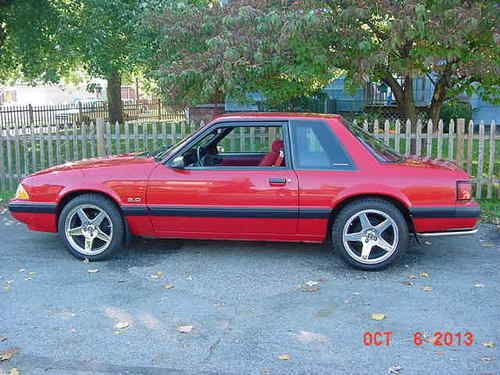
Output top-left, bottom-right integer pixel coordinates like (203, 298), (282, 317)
(218, 126), (283, 153)
(291, 120), (353, 170)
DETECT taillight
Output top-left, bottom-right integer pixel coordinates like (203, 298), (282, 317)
(457, 181), (472, 201)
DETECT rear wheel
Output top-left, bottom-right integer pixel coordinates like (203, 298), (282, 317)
(331, 199), (409, 270)
(58, 194), (124, 260)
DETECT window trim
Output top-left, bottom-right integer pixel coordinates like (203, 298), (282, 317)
(288, 119), (356, 171)
(165, 120), (292, 171)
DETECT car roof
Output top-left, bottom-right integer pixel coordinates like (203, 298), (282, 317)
(213, 112), (342, 122)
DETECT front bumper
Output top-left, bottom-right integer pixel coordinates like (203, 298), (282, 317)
(8, 201), (58, 233)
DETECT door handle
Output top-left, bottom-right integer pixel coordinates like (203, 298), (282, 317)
(269, 177), (287, 186)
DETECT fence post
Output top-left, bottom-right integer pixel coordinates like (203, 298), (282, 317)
(28, 104), (34, 125)
(456, 118), (465, 168)
(78, 101), (83, 124)
(96, 118), (106, 157)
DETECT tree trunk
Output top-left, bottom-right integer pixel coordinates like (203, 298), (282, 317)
(429, 99), (444, 129)
(383, 74), (417, 123)
(429, 70), (451, 130)
(107, 70), (123, 124)
(383, 74), (418, 152)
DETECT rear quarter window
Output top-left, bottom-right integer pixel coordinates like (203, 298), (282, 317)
(290, 120), (355, 170)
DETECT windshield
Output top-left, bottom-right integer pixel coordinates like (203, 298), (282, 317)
(347, 123), (403, 162)
(153, 129), (198, 161)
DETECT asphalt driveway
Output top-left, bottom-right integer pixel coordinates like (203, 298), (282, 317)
(1, 209), (499, 375)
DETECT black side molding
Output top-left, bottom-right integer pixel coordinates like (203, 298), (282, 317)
(8, 202), (57, 214)
(121, 205), (331, 219)
(410, 206), (480, 219)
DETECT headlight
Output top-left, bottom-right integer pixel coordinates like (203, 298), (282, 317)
(14, 184), (30, 200)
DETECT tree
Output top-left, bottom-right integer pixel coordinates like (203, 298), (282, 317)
(0, 0), (146, 123)
(303, 0), (500, 126)
(0, 0), (75, 83)
(145, 0), (335, 108)
(59, 0), (146, 123)
(148, 0), (499, 125)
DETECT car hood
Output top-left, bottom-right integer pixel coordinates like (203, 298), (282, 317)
(30, 153), (157, 176)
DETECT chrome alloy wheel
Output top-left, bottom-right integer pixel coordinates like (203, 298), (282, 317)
(342, 209), (399, 265)
(64, 204), (113, 256)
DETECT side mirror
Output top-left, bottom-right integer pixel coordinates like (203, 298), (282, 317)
(170, 156), (185, 169)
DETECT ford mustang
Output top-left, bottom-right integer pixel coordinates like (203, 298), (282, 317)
(8, 113), (480, 270)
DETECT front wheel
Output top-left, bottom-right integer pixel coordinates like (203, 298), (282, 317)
(58, 194), (124, 260)
(331, 199), (409, 270)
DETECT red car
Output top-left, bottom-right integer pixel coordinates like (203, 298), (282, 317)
(8, 113), (479, 270)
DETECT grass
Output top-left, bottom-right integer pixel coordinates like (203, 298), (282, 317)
(478, 199), (500, 225)
(0, 190), (13, 206)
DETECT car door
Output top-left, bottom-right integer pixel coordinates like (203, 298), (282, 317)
(146, 121), (299, 238)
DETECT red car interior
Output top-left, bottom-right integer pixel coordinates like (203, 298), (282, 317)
(259, 139), (284, 167)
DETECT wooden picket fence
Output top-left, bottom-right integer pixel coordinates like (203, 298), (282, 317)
(0, 118), (498, 199)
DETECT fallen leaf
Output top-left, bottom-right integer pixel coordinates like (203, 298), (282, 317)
(5, 281), (13, 284)
(82, 258), (90, 264)
(371, 313), (385, 321)
(408, 274), (417, 280)
(164, 283), (174, 289)
(24, 278), (32, 281)
(87, 269), (99, 273)
(483, 341), (496, 348)
(150, 271), (163, 279)
(401, 281), (414, 287)
(18, 269), (25, 273)
(28, 272), (35, 276)
(0, 348), (19, 361)
(422, 286), (433, 292)
(293, 330), (328, 344)
(114, 321), (129, 330)
(0, 336), (6, 342)
(480, 357), (495, 362)
(419, 272), (429, 278)
(9, 368), (19, 375)
(278, 354), (290, 361)
(304, 280), (320, 287)
(177, 325), (193, 333)
(301, 285), (320, 292)
(388, 364), (402, 374)
(424, 240), (432, 245)
(474, 283), (485, 288)
(480, 242), (495, 248)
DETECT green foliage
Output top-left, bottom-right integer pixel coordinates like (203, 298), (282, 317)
(145, 0), (338, 107)
(0, 0), (147, 83)
(145, 0), (500, 113)
(0, 0), (74, 82)
(440, 101), (474, 125)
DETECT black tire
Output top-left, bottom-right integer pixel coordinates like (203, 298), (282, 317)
(58, 193), (124, 261)
(331, 198), (409, 271)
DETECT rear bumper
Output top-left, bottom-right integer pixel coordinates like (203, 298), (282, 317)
(410, 206), (480, 219)
(410, 204), (480, 234)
